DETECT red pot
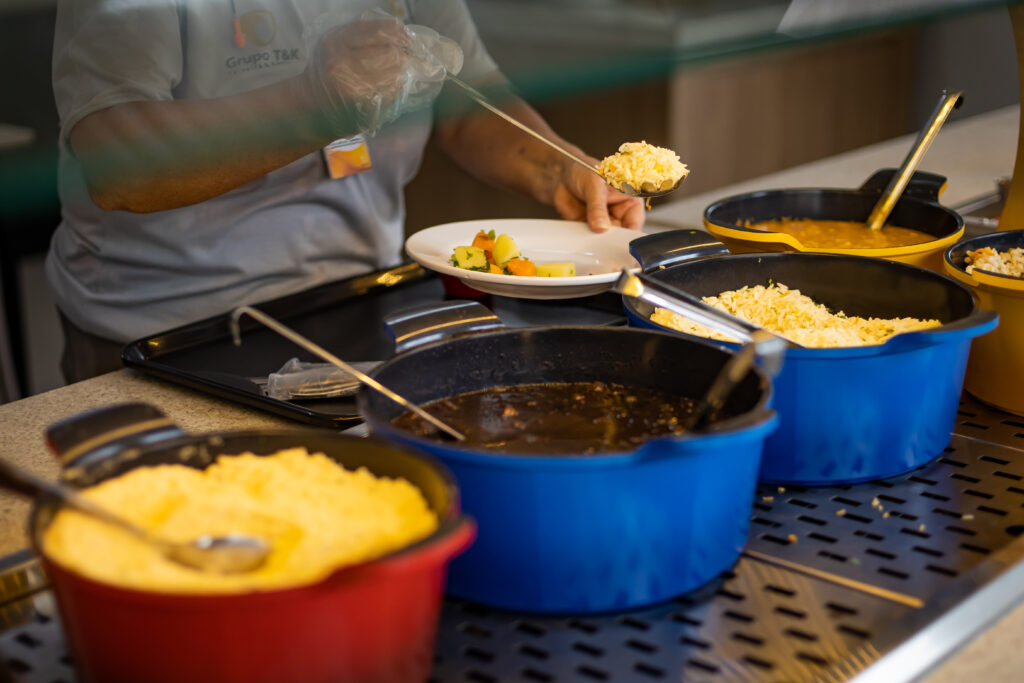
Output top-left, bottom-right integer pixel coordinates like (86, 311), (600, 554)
(32, 403), (474, 683)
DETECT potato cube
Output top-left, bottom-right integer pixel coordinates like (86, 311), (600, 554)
(492, 233), (521, 265)
(536, 262), (576, 277)
(452, 245), (488, 271)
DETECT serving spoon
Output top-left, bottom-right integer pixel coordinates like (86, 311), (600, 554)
(866, 89), (963, 231)
(612, 270), (789, 430)
(612, 269), (803, 352)
(446, 76), (681, 199)
(0, 458), (270, 573)
(230, 306), (466, 441)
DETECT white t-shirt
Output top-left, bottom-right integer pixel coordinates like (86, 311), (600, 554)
(47, 0), (498, 342)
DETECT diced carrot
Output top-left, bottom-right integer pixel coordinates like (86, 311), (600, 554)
(472, 231), (495, 253)
(488, 263), (504, 274)
(505, 258), (536, 276)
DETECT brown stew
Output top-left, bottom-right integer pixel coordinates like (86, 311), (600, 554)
(743, 218), (935, 249)
(391, 381), (710, 455)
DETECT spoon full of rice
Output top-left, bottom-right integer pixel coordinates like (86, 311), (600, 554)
(596, 142), (690, 198)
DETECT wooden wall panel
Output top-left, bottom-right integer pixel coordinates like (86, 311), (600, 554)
(668, 30), (919, 197)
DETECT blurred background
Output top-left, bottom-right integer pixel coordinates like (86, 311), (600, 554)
(0, 0), (1019, 400)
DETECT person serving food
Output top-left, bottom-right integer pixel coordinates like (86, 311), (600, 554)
(48, 0), (646, 382)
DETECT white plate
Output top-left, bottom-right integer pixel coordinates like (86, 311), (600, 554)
(405, 219), (642, 299)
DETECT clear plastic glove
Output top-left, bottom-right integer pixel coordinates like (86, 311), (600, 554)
(306, 9), (464, 137)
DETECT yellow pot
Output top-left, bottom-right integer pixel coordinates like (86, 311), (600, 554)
(945, 231), (1024, 415)
(704, 169), (964, 272)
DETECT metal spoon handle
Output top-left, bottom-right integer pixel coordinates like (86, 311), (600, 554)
(229, 307), (465, 441)
(446, 76), (602, 176)
(613, 270), (759, 342)
(0, 458), (156, 544)
(685, 330), (783, 431)
(612, 269), (787, 430)
(866, 90), (963, 231)
(613, 270), (804, 353)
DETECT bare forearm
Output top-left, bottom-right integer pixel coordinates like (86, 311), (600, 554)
(435, 96), (580, 206)
(435, 87), (645, 232)
(70, 76), (345, 213)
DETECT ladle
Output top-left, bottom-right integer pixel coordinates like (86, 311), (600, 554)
(684, 328), (782, 431)
(446, 76), (680, 199)
(0, 458), (270, 573)
(612, 270), (789, 430)
(866, 89), (963, 231)
(229, 306), (466, 441)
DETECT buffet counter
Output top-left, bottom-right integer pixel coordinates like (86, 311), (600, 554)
(0, 105), (1019, 682)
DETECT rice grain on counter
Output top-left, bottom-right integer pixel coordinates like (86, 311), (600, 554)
(966, 246), (1024, 278)
(650, 283), (940, 348)
(42, 447), (438, 593)
(598, 141), (689, 193)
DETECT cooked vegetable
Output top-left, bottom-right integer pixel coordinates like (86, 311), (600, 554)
(452, 245), (489, 271)
(471, 230), (496, 254)
(450, 230), (575, 277)
(506, 258), (537, 276)
(536, 262), (576, 277)
(492, 233), (521, 266)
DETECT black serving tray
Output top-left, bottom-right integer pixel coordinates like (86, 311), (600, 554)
(122, 263), (627, 428)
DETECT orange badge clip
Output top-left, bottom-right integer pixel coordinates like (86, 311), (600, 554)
(233, 17), (246, 49)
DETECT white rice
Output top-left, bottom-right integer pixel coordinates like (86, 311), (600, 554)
(966, 246), (1024, 278)
(650, 283), (940, 348)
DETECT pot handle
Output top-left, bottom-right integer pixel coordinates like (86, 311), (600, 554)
(365, 515), (477, 576)
(45, 403), (185, 469)
(631, 409), (778, 462)
(860, 168), (949, 204)
(629, 230), (729, 271)
(385, 300), (505, 355)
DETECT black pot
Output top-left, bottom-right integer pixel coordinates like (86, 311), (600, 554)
(703, 169), (964, 271)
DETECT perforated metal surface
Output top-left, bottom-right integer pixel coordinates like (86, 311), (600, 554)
(0, 593), (68, 683)
(746, 432), (1024, 606)
(0, 395), (1023, 682)
(432, 556), (906, 683)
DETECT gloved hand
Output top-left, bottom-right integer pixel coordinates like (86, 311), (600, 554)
(306, 9), (464, 137)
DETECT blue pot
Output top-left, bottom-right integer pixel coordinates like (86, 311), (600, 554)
(359, 302), (777, 614)
(624, 231), (998, 485)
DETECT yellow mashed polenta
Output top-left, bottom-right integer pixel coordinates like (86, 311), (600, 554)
(42, 448), (438, 594)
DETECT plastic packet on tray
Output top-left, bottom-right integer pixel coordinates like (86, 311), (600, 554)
(264, 358), (381, 400)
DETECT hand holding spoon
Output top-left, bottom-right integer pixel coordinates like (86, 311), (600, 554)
(446, 76), (683, 199)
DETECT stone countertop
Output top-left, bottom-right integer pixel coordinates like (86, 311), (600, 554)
(0, 105), (1019, 681)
